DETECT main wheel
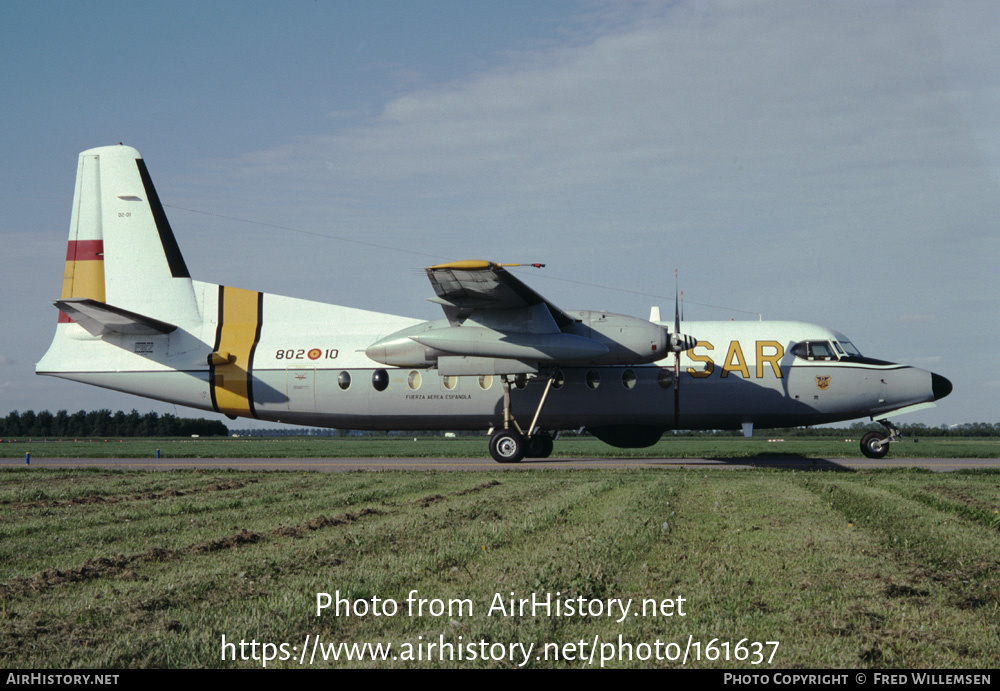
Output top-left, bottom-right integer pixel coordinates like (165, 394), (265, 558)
(489, 430), (525, 463)
(860, 431), (889, 459)
(524, 433), (554, 458)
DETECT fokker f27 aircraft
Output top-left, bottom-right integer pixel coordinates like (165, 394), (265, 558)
(38, 145), (952, 462)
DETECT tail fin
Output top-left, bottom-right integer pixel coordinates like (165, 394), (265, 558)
(57, 145), (201, 326)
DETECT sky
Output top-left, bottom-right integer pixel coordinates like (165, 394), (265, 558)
(2, 0), (998, 429)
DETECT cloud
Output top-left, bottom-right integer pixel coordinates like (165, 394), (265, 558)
(220, 1), (996, 266)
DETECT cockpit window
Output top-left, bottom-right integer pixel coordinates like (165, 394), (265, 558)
(794, 338), (884, 365)
(838, 340), (861, 356)
(810, 342), (835, 359)
(791, 341), (837, 361)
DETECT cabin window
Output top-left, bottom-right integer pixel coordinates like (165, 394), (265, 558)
(586, 369), (600, 390)
(407, 370), (422, 390)
(551, 370), (565, 390)
(622, 369), (637, 389)
(338, 371), (351, 390)
(372, 369), (389, 391)
(442, 375), (458, 391)
(658, 369), (674, 389)
(478, 375), (493, 390)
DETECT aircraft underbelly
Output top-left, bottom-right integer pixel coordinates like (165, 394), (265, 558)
(43, 370), (216, 412)
(41, 363), (900, 433)
(252, 365), (860, 431)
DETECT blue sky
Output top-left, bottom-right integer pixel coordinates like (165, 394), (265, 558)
(2, 1), (998, 428)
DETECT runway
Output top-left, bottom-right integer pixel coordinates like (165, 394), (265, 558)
(3, 456), (995, 472)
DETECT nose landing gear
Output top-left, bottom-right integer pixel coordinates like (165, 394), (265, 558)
(860, 431), (889, 459)
(860, 419), (902, 459)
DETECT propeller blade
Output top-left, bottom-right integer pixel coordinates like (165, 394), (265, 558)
(674, 270), (681, 335)
(669, 270), (696, 352)
(671, 270), (697, 427)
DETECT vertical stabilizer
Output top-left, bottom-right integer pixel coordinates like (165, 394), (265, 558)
(71, 145), (201, 324)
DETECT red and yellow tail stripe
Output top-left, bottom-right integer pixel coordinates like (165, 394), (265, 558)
(209, 286), (264, 419)
(58, 240), (105, 322)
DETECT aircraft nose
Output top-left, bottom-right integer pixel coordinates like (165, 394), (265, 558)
(931, 373), (953, 401)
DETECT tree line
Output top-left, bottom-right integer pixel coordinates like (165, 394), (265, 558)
(4, 410), (995, 439)
(671, 421), (1000, 438)
(232, 422), (1000, 438)
(1, 410), (229, 438)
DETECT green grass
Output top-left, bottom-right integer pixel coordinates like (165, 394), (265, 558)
(2, 435), (999, 459)
(1, 468), (998, 668)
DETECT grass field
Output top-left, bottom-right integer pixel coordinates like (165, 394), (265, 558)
(1, 466), (998, 668)
(2, 435), (999, 459)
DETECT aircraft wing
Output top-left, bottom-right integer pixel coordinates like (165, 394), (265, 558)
(425, 260), (576, 328)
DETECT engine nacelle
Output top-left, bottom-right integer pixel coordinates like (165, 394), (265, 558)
(364, 321), (447, 367)
(365, 311), (672, 369)
(565, 310), (670, 365)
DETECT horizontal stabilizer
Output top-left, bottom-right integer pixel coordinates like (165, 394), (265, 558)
(55, 298), (178, 336)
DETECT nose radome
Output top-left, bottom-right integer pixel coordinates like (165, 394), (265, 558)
(932, 373), (953, 401)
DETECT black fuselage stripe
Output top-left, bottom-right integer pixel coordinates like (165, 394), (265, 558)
(209, 287), (225, 413)
(246, 292), (264, 418)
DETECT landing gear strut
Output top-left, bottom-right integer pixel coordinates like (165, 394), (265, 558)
(488, 375), (555, 463)
(860, 418), (902, 459)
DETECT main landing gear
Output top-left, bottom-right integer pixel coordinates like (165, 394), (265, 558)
(860, 419), (902, 459)
(488, 375), (556, 463)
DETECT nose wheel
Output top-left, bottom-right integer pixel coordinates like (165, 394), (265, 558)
(860, 431), (889, 459)
(860, 419), (902, 459)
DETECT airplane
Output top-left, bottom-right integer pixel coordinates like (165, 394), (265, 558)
(37, 144), (953, 462)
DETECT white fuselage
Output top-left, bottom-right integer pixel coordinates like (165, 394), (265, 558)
(38, 287), (941, 433)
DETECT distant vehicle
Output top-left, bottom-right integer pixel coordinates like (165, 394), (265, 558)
(38, 145), (951, 462)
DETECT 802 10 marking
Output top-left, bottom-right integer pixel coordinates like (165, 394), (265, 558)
(275, 348), (339, 361)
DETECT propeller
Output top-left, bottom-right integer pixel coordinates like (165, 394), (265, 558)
(670, 270), (696, 352)
(670, 270), (696, 427)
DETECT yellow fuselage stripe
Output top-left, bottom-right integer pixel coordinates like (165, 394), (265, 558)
(212, 286), (262, 418)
